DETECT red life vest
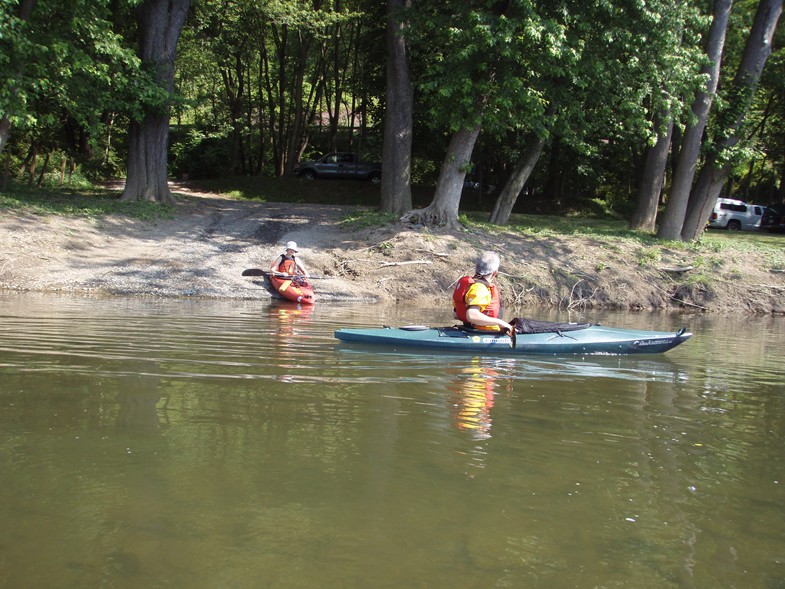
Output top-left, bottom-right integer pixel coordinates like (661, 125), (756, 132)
(452, 275), (501, 327)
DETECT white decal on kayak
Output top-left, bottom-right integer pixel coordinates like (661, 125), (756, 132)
(634, 339), (672, 347)
(481, 337), (509, 343)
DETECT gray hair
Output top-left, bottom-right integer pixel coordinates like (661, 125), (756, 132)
(475, 251), (500, 276)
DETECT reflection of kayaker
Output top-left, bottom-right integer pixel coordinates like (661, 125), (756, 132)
(268, 241), (315, 304)
(448, 360), (499, 440)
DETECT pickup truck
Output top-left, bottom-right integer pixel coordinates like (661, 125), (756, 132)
(708, 198), (767, 231)
(294, 152), (382, 184)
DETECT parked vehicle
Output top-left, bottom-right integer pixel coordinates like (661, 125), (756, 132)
(760, 203), (785, 233)
(294, 152), (382, 184)
(708, 198), (767, 231)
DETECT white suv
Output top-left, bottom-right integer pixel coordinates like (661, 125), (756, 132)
(708, 198), (767, 231)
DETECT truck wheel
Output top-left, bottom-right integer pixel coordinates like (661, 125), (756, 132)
(727, 220), (741, 231)
(301, 170), (316, 180)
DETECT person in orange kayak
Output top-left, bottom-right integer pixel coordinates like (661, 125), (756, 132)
(452, 251), (513, 334)
(270, 241), (309, 277)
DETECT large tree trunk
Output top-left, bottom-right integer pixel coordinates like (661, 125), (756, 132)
(380, 0), (413, 215)
(657, 0), (732, 241)
(681, 0), (782, 242)
(402, 125), (481, 227)
(629, 112), (673, 232)
(488, 134), (546, 226)
(121, 0), (190, 204)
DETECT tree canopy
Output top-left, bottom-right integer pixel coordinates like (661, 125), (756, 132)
(1, 0), (783, 240)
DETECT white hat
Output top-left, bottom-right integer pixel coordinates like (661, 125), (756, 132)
(285, 241), (299, 251)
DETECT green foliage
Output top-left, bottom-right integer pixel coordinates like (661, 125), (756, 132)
(2, 0), (143, 137)
(169, 126), (233, 179)
(636, 248), (662, 267)
(2, 0), (782, 229)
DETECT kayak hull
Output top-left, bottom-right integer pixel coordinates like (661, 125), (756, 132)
(334, 325), (692, 355)
(267, 274), (315, 305)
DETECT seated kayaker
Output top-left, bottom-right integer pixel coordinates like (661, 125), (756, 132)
(270, 241), (309, 279)
(452, 251), (513, 334)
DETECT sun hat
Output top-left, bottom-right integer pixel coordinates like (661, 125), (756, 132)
(285, 241), (299, 251)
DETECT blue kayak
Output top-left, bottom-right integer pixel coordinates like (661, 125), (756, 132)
(334, 323), (692, 355)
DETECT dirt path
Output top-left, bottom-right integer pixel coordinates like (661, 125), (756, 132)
(1, 182), (784, 313)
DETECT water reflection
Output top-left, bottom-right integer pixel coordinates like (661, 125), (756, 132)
(447, 358), (516, 441)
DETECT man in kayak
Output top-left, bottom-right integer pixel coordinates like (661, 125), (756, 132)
(452, 251), (514, 334)
(270, 241), (309, 278)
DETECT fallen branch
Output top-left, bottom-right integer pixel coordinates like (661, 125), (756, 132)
(379, 260), (433, 268)
(658, 265), (694, 274)
(416, 249), (450, 258)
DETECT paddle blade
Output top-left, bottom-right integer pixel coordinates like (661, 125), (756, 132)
(242, 268), (266, 276)
(507, 326), (517, 349)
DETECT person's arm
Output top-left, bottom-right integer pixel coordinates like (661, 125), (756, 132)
(295, 261), (308, 277)
(465, 307), (512, 333)
(270, 256), (282, 272)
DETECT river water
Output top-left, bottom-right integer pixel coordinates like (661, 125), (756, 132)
(0, 293), (783, 589)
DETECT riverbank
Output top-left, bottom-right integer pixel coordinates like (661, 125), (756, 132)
(1, 182), (783, 314)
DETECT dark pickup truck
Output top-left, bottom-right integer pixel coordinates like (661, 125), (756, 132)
(294, 152), (382, 184)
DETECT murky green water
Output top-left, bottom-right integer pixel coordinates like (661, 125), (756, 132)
(0, 293), (783, 589)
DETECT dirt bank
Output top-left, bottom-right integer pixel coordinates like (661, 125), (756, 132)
(1, 183), (783, 314)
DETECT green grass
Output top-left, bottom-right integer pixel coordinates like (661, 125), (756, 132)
(0, 182), (174, 221)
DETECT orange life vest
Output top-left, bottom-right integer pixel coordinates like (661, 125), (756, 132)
(276, 254), (298, 274)
(452, 275), (501, 328)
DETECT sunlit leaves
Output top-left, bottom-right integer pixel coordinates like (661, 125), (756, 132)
(3, 0), (145, 143)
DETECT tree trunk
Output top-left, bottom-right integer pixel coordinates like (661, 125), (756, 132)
(2, 150), (10, 191)
(402, 124), (481, 227)
(629, 113), (673, 232)
(488, 134), (546, 225)
(380, 0), (413, 215)
(657, 0), (731, 240)
(121, 0), (190, 204)
(681, 0), (782, 242)
(221, 56), (245, 175)
(0, 116), (10, 158)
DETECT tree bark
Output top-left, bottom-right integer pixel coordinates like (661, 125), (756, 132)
(657, 0), (732, 240)
(0, 116), (10, 158)
(681, 0), (782, 242)
(629, 112), (673, 232)
(402, 124), (481, 227)
(380, 0), (413, 215)
(488, 134), (546, 225)
(121, 0), (190, 204)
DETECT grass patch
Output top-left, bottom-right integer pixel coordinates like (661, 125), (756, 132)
(1, 182), (174, 221)
(340, 210), (398, 229)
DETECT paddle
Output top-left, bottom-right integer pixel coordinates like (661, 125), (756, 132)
(241, 269), (326, 279)
(506, 326), (517, 349)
